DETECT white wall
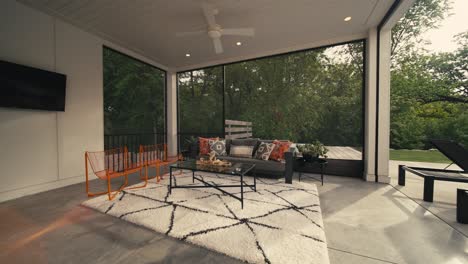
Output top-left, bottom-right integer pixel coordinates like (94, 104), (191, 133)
(0, 0), (167, 202)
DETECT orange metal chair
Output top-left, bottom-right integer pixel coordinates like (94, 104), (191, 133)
(85, 146), (147, 200)
(140, 144), (183, 182)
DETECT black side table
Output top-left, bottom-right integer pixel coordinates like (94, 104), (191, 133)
(296, 158), (328, 185)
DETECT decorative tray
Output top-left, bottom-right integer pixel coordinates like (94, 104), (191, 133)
(196, 159), (232, 167)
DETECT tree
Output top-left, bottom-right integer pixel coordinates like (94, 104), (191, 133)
(391, 0), (451, 63)
(103, 48), (165, 138)
(425, 31), (468, 104)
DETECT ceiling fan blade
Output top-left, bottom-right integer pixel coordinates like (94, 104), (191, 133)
(201, 2), (217, 28)
(175, 30), (206, 37)
(222, 28), (255, 36)
(213, 38), (223, 54)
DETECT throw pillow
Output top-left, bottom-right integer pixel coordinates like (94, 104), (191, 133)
(229, 138), (259, 157)
(209, 139), (227, 156)
(199, 137), (218, 155)
(229, 145), (254, 158)
(254, 142), (276, 160)
(270, 140), (292, 161)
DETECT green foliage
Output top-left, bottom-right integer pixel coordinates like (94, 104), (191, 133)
(390, 0), (467, 150)
(103, 48), (165, 135)
(297, 141), (329, 158)
(178, 67), (224, 135)
(391, 0), (451, 62)
(224, 44), (364, 146)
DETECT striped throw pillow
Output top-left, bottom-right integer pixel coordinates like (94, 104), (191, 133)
(229, 145), (254, 158)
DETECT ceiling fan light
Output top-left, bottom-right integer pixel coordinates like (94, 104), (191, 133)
(344, 16), (352, 22)
(185, 53), (191, 57)
(236, 42), (242, 46)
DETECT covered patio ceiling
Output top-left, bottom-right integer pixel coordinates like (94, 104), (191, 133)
(18, 0), (394, 71)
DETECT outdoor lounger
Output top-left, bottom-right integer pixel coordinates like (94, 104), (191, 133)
(398, 139), (468, 202)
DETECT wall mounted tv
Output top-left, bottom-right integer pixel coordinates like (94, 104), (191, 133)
(0, 60), (66, 111)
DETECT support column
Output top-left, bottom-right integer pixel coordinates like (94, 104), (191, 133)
(365, 0), (415, 183)
(376, 28), (391, 183)
(166, 71), (178, 156)
(364, 28), (377, 182)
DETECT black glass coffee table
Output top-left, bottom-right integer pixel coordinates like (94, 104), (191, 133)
(169, 161), (256, 209)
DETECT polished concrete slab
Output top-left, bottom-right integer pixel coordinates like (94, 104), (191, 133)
(318, 175), (467, 264)
(389, 160), (468, 237)
(1, 167), (467, 264)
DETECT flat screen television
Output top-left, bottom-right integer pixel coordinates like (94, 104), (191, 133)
(0, 60), (66, 111)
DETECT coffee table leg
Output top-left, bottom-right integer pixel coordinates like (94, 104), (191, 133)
(169, 166), (172, 194)
(192, 170), (194, 183)
(254, 169), (257, 192)
(321, 165), (324, 186)
(241, 172), (244, 209)
(299, 172), (302, 182)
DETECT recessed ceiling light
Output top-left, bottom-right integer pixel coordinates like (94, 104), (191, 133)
(185, 53), (191, 57)
(344, 16), (352, 22)
(236, 42), (242, 46)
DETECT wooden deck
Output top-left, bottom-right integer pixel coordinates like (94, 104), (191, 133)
(325, 146), (362, 160)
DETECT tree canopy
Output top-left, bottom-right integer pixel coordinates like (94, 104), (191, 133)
(390, 0), (467, 148)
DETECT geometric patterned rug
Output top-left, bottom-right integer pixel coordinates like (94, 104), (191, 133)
(82, 171), (329, 264)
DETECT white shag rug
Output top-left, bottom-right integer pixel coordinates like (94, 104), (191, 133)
(82, 171), (329, 264)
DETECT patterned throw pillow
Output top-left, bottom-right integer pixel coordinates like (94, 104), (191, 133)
(229, 145), (254, 158)
(254, 142), (276, 160)
(199, 137), (218, 155)
(209, 139), (227, 156)
(269, 140), (292, 161)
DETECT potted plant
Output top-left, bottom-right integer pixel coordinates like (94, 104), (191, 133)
(297, 140), (328, 162)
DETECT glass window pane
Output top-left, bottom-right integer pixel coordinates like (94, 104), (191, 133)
(178, 67), (224, 150)
(103, 47), (166, 149)
(225, 42), (364, 157)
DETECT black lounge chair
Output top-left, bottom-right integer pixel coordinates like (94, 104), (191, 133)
(398, 139), (468, 202)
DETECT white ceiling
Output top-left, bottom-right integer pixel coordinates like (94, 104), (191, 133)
(18, 0), (394, 71)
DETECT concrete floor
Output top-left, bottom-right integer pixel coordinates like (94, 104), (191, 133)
(1, 166), (467, 264)
(389, 160), (468, 238)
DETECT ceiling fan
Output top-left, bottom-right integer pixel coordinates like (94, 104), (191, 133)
(176, 1), (255, 54)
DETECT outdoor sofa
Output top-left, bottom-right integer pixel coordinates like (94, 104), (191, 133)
(186, 138), (294, 182)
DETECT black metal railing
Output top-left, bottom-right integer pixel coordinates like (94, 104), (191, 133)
(104, 133), (166, 153)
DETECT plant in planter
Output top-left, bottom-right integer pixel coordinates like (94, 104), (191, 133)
(297, 140), (328, 162)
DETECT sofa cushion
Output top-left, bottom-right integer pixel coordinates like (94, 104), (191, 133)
(199, 137), (218, 155)
(230, 138), (259, 146)
(209, 139), (227, 156)
(229, 138), (259, 156)
(229, 145), (254, 158)
(254, 142), (276, 160)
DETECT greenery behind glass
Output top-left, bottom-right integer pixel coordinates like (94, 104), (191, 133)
(225, 43), (363, 147)
(178, 67), (224, 135)
(103, 48), (165, 136)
